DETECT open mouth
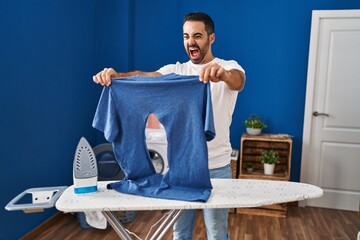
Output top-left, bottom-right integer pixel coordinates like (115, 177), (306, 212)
(189, 46), (201, 59)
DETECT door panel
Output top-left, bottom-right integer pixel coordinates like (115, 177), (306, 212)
(301, 10), (360, 211)
(320, 143), (360, 191)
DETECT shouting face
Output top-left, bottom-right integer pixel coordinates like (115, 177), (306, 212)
(183, 21), (214, 64)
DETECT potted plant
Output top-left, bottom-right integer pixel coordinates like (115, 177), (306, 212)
(260, 150), (279, 175)
(246, 162), (253, 172)
(244, 115), (267, 135)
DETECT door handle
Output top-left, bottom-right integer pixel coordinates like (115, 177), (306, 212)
(313, 111), (330, 117)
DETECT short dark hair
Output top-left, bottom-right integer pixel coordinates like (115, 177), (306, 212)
(183, 12), (215, 35)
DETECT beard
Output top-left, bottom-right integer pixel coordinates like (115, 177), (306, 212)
(186, 39), (211, 64)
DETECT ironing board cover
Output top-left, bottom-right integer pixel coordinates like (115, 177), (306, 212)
(56, 179), (323, 212)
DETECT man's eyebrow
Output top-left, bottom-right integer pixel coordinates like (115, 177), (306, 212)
(183, 32), (203, 36)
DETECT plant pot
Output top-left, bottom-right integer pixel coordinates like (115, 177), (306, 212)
(246, 128), (262, 135)
(264, 163), (275, 175)
(247, 168), (253, 173)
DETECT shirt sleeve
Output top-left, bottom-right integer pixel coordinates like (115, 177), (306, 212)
(222, 60), (245, 74)
(92, 87), (120, 142)
(157, 64), (177, 75)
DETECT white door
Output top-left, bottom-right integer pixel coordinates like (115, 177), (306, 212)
(301, 10), (360, 211)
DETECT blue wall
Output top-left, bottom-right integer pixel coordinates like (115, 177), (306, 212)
(1, 1), (359, 239)
(129, 0), (360, 183)
(0, 1), (100, 239)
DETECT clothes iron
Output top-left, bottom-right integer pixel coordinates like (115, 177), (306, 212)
(73, 137), (98, 194)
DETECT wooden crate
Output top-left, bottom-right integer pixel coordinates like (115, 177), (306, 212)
(237, 134), (293, 217)
(236, 203), (288, 218)
(238, 134), (292, 181)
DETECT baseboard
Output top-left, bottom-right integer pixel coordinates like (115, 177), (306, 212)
(20, 212), (65, 240)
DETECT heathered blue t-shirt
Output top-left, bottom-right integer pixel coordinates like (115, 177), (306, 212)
(92, 74), (215, 202)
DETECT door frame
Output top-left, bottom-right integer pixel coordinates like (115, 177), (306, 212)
(300, 9), (360, 206)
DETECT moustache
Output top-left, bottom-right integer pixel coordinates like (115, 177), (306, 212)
(188, 44), (200, 50)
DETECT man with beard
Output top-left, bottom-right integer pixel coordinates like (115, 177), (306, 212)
(93, 12), (245, 240)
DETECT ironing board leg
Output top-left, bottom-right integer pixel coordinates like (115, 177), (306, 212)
(150, 209), (183, 240)
(102, 211), (132, 240)
(102, 209), (184, 240)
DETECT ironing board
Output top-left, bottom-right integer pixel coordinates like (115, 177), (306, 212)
(55, 179), (323, 240)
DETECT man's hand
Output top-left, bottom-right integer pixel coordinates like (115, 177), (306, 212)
(93, 68), (117, 86)
(93, 68), (162, 86)
(199, 63), (228, 84)
(199, 63), (245, 91)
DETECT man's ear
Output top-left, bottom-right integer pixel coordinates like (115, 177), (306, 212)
(210, 33), (215, 44)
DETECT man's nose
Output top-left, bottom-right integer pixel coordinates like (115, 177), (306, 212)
(188, 37), (196, 45)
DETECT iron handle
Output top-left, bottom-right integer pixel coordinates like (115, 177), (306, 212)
(313, 111), (330, 117)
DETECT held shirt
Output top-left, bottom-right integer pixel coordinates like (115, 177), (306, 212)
(92, 74), (215, 202)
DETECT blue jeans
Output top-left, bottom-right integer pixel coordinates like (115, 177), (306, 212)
(173, 164), (231, 240)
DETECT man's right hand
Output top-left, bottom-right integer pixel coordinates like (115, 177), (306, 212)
(93, 68), (117, 86)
